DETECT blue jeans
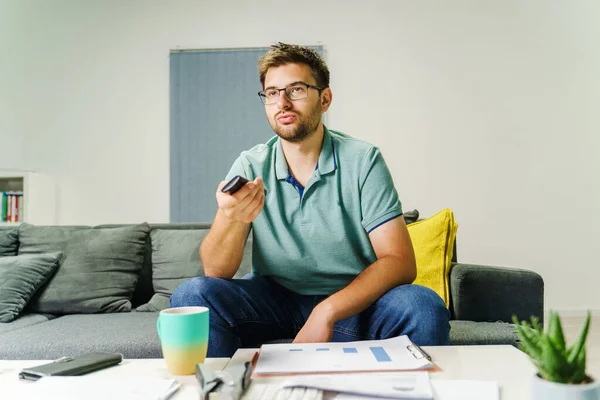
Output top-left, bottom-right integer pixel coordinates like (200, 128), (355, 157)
(170, 274), (450, 357)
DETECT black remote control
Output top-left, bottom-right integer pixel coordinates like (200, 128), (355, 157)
(221, 175), (249, 194)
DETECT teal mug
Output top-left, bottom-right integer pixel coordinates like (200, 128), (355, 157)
(156, 306), (209, 375)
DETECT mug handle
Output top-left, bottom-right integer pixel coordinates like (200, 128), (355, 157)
(156, 317), (162, 339)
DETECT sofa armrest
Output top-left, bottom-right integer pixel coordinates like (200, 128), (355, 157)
(449, 263), (544, 325)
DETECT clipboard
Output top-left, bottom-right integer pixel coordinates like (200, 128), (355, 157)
(252, 335), (441, 377)
(406, 343), (432, 361)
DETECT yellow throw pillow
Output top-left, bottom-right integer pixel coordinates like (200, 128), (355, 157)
(407, 208), (458, 308)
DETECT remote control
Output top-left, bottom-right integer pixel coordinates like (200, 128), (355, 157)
(221, 175), (249, 194)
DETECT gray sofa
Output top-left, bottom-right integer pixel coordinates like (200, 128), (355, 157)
(0, 217), (544, 360)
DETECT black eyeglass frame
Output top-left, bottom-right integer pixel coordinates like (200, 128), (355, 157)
(258, 82), (327, 104)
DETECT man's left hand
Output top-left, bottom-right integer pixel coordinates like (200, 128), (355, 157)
(293, 304), (336, 343)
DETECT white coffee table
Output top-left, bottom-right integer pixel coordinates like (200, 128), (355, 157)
(228, 345), (538, 400)
(0, 357), (229, 399)
(2, 345), (593, 399)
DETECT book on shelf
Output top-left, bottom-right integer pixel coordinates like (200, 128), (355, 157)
(1, 191), (24, 223)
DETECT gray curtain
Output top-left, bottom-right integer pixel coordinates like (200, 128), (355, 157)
(170, 47), (324, 223)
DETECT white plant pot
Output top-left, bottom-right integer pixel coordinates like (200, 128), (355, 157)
(532, 374), (600, 400)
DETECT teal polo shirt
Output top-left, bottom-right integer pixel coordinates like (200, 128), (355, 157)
(224, 127), (403, 295)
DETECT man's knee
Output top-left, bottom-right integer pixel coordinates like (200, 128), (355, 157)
(385, 284), (450, 345)
(400, 285), (448, 316)
(170, 276), (227, 308)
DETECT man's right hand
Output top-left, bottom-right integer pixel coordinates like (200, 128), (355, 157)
(216, 177), (265, 224)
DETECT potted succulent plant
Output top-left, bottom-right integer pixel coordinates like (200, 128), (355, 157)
(513, 311), (599, 400)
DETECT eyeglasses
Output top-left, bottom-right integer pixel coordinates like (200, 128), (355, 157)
(258, 82), (326, 105)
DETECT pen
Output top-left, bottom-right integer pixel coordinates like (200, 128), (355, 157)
(158, 381), (181, 400)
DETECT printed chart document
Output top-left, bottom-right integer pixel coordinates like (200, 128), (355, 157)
(254, 335), (433, 375)
(281, 372), (434, 399)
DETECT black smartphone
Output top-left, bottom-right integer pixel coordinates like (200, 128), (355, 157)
(221, 175), (249, 195)
(19, 352), (123, 381)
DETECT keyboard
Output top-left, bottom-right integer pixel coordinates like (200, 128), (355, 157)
(242, 385), (323, 400)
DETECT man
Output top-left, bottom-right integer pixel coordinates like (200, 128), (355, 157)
(171, 43), (450, 357)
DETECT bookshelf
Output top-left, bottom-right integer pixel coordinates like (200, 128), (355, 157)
(0, 170), (56, 226)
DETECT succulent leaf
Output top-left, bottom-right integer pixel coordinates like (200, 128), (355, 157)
(537, 364), (556, 381)
(514, 320), (542, 360)
(539, 335), (568, 383)
(569, 344), (587, 384)
(547, 311), (566, 352)
(567, 311), (591, 365)
(531, 316), (543, 333)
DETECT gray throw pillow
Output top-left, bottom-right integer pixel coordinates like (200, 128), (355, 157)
(0, 252), (63, 322)
(0, 227), (19, 257)
(18, 223), (150, 314)
(137, 229), (253, 312)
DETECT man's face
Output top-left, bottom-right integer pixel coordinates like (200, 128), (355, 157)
(263, 63), (329, 143)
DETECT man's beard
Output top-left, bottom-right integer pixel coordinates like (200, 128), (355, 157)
(269, 102), (321, 143)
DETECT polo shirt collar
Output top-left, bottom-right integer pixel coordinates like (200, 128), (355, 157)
(317, 126), (337, 176)
(275, 139), (288, 180)
(275, 126), (337, 181)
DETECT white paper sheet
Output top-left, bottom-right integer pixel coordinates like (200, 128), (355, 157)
(430, 380), (499, 400)
(255, 336), (433, 375)
(6, 376), (181, 400)
(327, 379), (499, 400)
(281, 372), (434, 399)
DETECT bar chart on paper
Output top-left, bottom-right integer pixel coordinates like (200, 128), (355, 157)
(254, 336), (433, 375)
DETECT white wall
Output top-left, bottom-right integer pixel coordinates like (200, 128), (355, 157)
(0, 3), (25, 171)
(1, 0), (599, 313)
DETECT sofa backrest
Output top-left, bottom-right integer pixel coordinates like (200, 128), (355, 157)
(2, 210), (426, 310)
(95, 223), (254, 308)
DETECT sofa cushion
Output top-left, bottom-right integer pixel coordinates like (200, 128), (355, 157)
(137, 228), (253, 311)
(0, 312), (162, 359)
(0, 227), (19, 256)
(407, 208), (458, 308)
(0, 313), (56, 335)
(18, 223), (150, 314)
(0, 252), (63, 322)
(449, 320), (518, 346)
(137, 229), (208, 312)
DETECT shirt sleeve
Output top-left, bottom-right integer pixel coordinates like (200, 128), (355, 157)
(359, 146), (403, 233)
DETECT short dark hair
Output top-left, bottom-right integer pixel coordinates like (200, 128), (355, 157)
(258, 42), (330, 89)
